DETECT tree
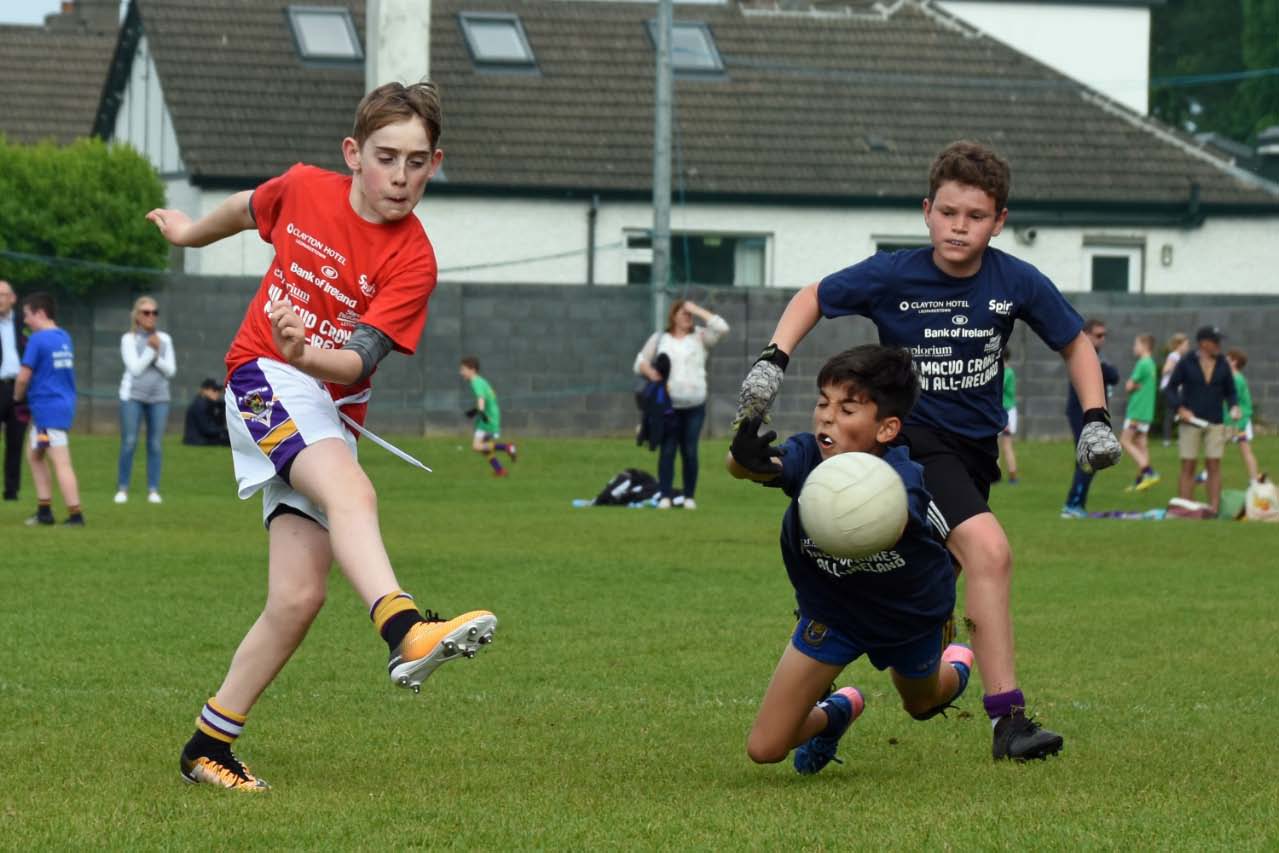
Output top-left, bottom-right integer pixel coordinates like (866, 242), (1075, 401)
(1237, 0), (1279, 137)
(0, 136), (169, 295)
(1149, 0), (1246, 139)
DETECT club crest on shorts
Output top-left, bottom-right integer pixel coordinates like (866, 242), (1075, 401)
(240, 387), (275, 425)
(802, 620), (829, 647)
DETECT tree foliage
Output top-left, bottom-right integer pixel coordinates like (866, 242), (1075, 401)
(1150, 0), (1246, 139)
(1237, 0), (1279, 137)
(0, 136), (169, 295)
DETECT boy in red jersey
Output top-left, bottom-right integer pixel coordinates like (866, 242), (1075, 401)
(146, 82), (496, 791)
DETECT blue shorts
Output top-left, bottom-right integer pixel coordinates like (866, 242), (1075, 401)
(791, 614), (944, 679)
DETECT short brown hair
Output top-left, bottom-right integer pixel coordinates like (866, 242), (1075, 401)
(928, 141), (1010, 211)
(1137, 334), (1155, 353)
(460, 355), (480, 371)
(1227, 348), (1247, 369)
(23, 291), (57, 321)
(352, 81), (443, 149)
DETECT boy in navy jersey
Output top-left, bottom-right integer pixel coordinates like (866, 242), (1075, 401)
(735, 142), (1121, 761)
(728, 345), (972, 775)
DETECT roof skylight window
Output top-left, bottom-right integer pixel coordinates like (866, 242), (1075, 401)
(648, 20), (724, 74)
(459, 13), (536, 68)
(287, 5), (363, 61)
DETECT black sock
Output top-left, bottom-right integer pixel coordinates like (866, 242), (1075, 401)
(382, 610), (424, 651)
(183, 728), (227, 759)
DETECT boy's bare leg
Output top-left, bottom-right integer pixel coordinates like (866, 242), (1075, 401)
(286, 438), (400, 607)
(1132, 431), (1150, 471)
(1239, 442), (1260, 482)
(27, 446), (52, 500)
(47, 446), (80, 508)
(891, 663), (959, 718)
(747, 643), (844, 764)
(945, 513), (1015, 695)
(213, 514), (332, 714)
(998, 435), (1017, 479)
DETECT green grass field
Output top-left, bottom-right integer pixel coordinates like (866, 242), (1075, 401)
(3, 433), (1278, 849)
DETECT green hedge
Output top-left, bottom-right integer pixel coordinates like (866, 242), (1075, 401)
(0, 135), (169, 295)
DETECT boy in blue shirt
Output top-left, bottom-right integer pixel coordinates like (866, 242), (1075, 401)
(728, 345), (973, 775)
(14, 292), (83, 526)
(735, 141), (1121, 760)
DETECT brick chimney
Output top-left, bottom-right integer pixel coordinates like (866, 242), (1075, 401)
(45, 0), (119, 33)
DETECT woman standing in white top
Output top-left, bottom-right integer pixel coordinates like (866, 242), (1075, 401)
(1159, 332), (1189, 448)
(115, 296), (176, 503)
(633, 300), (729, 509)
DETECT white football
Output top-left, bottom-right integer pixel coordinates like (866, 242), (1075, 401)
(798, 452), (908, 559)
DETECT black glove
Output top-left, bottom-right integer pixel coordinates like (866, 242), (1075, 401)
(464, 408), (479, 419)
(731, 416), (783, 476)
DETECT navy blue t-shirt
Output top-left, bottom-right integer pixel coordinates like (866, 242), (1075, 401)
(21, 327), (77, 429)
(765, 436), (955, 649)
(819, 247), (1084, 439)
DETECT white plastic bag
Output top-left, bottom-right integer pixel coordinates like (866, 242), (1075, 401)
(1244, 476), (1279, 522)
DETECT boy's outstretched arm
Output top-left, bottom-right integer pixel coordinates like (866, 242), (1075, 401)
(145, 190), (254, 247)
(1060, 331), (1122, 473)
(734, 282), (822, 426)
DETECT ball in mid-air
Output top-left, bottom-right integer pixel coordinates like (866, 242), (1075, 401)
(798, 452), (908, 559)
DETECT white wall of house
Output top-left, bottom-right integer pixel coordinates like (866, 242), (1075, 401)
(938, 1), (1151, 115)
(111, 33), (185, 175)
(170, 187), (1279, 294)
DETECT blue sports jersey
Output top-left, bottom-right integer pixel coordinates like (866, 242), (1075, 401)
(766, 436), (955, 649)
(21, 327), (77, 429)
(818, 247), (1084, 439)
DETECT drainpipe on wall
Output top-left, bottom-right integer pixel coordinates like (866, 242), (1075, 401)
(586, 194), (599, 286)
(366, 0), (431, 92)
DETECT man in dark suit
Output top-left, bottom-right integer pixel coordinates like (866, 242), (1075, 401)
(0, 279), (30, 500)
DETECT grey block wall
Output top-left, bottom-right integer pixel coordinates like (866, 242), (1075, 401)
(48, 276), (1279, 440)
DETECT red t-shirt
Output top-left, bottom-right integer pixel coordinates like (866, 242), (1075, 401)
(226, 164), (436, 426)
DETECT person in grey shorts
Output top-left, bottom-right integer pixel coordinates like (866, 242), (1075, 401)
(115, 295), (176, 504)
(1165, 325), (1239, 516)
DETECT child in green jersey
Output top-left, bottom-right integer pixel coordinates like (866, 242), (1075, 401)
(459, 356), (517, 477)
(1122, 334), (1159, 491)
(1224, 349), (1260, 484)
(997, 349), (1018, 484)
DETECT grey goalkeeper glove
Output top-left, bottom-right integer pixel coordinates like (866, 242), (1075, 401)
(1076, 409), (1122, 474)
(733, 344), (789, 429)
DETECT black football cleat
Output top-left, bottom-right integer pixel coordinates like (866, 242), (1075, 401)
(992, 711), (1063, 761)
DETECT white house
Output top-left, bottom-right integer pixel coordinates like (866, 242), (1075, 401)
(95, 0), (1279, 295)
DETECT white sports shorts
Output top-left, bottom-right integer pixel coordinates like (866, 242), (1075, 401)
(1002, 407), (1018, 436)
(1123, 418), (1151, 434)
(226, 358), (357, 528)
(29, 425), (69, 449)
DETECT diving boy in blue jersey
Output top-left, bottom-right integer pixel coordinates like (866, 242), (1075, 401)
(735, 142), (1122, 761)
(729, 345), (972, 775)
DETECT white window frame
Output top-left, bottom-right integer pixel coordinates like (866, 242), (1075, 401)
(459, 12), (537, 68)
(623, 229), (771, 287)
(646, 20), (725, 74)
(1082, 241), (1145, 294)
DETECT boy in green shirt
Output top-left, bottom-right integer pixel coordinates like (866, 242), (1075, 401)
(1225, 349), (1260, 484)
(997, 349), (1018, 484)
(459, 356), (516, 476)
(1122, 334), (1160, 491)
